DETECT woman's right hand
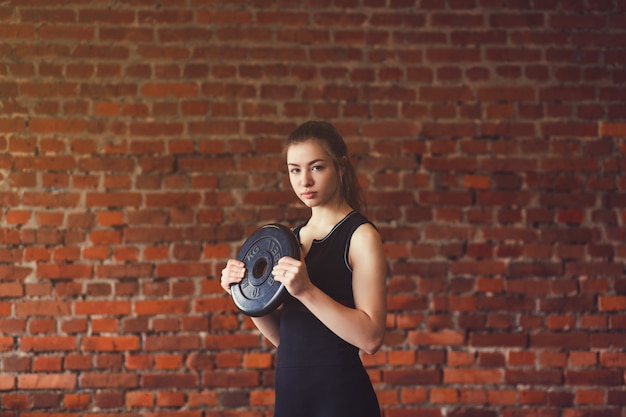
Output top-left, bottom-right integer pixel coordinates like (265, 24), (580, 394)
(220, 259), (246, 294)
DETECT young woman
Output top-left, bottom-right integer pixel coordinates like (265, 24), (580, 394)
(220, 120), (387, 417)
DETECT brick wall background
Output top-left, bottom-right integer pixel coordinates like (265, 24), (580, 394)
(1, 0), (625, 416)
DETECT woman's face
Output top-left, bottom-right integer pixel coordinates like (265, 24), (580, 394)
(286, 140), (343, 209)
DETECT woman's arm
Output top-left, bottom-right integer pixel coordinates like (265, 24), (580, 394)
(276, 223), (387, 354)
(251, 310), (281, 347)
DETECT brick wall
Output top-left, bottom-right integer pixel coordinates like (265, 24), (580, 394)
(1, 0), (625, 416)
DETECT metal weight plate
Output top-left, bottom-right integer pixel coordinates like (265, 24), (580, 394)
(231, 223), (300, 317)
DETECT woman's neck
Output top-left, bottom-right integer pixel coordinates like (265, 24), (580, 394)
(309, 202), (353, 228)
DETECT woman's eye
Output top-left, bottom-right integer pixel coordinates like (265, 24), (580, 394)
(312, 165), (324, 171)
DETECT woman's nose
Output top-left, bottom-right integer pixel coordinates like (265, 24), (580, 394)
(301, 171), (313, 187)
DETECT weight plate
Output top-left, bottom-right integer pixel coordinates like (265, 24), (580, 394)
(231, 223), (300, 317)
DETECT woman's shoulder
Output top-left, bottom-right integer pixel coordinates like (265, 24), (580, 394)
(345, 212), (381, 248)
(347, 215), (385, 272)
(345, 211), (377, 232)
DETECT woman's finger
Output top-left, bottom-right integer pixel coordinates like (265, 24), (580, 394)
(221, 260), (246, 293)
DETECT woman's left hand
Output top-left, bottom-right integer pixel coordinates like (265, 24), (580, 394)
(272, 255), (312, 297)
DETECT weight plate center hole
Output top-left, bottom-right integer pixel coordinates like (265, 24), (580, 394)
(253, 257), (268, 279)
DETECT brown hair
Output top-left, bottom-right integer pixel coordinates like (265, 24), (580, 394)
(286, 120), (365, 214)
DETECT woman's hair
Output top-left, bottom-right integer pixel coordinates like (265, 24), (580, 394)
(286, 120), (365, 214)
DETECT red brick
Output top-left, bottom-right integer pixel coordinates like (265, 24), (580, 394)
(444, 369), (502, 385)
(478, 86), (536, 101)
(0, 375), (14, 390)
(9, 393), (36, 410)
(144, 336), (200, 351)
(154, 354), (182, 370)
(19, 336), (76, 352)
(450, 260), (506, 275)
(80, 373), (137, 389)
(33, 356), (62, 372)
(125, 390), (153, 408)
(36, 264), (92, 280)
(470, 333), (527, 348)
(86, 192), (141, 207)
(384, 369), (442, 386)
(573, 389), (603, 406)
(242, 352), (273, 369)
(18, 374), (76, 390)
(81, 336), (139, 352)
(565, 370), (623, 386)
(430, 387), (458, 404)
(505, 370), (563, 385)
(409, 331), (465, 346)
(507, 351), (535, 367)
(133, 300), (189, 316)
(600, 122), (626, 136)
(598, 296), (626, 311)
(15, 301), (71, 317)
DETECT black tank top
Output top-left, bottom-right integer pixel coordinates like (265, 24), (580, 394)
(277, 211), (372, 367)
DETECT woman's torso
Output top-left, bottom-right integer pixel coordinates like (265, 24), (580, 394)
(277, 211), (371, 367)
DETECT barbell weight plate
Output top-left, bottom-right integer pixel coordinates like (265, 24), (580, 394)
(231, 223), (300, 317)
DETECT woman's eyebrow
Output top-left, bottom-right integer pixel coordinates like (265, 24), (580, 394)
(288, 158), (325, 167)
